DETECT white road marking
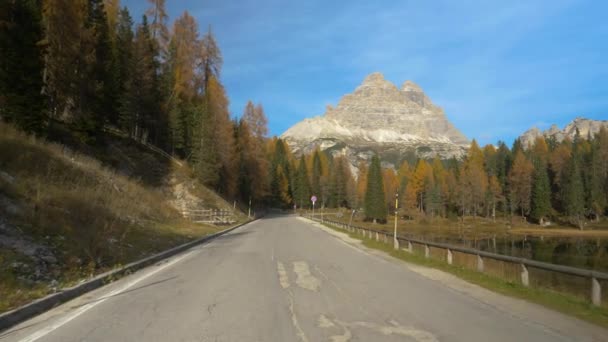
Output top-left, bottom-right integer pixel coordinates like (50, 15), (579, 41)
(343, 320), (438, 342)
(287, 291), (309, 342)
(293, 261), (321, 291)
(17, 250), (199, 342)
(277, 262), (290, 289)
(318, 314), (335, 328)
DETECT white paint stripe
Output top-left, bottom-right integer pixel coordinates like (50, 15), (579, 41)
(18, 250), (198, 342)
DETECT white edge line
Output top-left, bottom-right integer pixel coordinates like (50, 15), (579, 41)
(18, 250), (197, 342)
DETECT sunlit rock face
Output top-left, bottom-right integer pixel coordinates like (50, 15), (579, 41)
(281, 72), (469, 172)
(520, 117), (608, 148)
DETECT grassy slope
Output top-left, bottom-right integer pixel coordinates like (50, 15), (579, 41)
(320, 221), (608, 328)
(0, 123), (244, 312)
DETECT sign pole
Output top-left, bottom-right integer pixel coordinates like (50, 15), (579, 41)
(394, 193), (399, 250)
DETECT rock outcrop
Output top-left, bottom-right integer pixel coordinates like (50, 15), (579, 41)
(281, 72), (469, 170)
(520, 117), (608, 147)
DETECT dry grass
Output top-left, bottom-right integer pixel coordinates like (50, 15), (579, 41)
(307, 208), (608, 240)
(0, 122), (242, 312)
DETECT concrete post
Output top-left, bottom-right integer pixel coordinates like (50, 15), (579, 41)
(521, 264), (529, 287)
(447, 249), (453, 265)
(477, 255), (484, 272)
(383, 234), (388, 244)
(424, 245), (430, 258)
(393, 237), (400, 250)
(376, 232), (379, 241)
(407, 241), (413, 253)
(591, 277), (601, 306)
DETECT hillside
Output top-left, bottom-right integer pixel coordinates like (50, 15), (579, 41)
(0, 122), (246, 312)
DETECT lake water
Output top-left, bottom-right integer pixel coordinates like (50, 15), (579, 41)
(405, 233), (608, 273)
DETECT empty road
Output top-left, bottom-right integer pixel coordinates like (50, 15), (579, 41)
(1, 215), (607, 341)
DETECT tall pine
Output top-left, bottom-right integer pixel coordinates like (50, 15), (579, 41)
(364, 155), (386, 222)
(0, 0), (47, 134)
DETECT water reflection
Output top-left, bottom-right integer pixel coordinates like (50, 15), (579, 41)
(404, 233), (608, 273)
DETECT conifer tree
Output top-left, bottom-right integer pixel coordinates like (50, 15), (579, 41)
(588, 128), (608, 220)
(531, 163), (552, 225)
(311, 150), (322, 197)
(0, 0), (47, 134)
(364, 155), (386, 223)
(293, 155), (311, 208)
(563, 156), (585, 229)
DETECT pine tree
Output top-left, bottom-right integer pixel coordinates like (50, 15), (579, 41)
(0, 0), (47, 134)
(311, 150), (322, 198)
(588, 128), (608, 220)
(293, 155), (311, 208)
(86, 0), (114, 136)
(119, 16), (157, 140)
(269, 139), (293, 207)
(115, 6), (133, 119)
(42, 0), (86, 126)
(563, 156), (585, 229)
(364, 155), (386, 223)
(531, 163), (552, 225)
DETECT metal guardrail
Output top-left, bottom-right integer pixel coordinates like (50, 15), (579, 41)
(308, 216), (607, 307)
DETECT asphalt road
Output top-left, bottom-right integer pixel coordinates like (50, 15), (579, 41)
(1, 215), (607, 342)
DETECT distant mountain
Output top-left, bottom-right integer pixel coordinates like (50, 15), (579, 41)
(281, 72), (469, 170)
(519, 117), (608, 147)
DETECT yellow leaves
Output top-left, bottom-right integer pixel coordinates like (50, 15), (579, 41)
(509, 150), (534, 214)
(382, 168), (398, 208)
(356, 161), (368, 207)
(276, 165), (291, 204)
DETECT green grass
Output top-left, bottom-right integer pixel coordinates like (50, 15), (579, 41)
(322, 221), (608, 329)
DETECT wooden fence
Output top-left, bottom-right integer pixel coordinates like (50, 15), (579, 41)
(184, 209), (236, 225)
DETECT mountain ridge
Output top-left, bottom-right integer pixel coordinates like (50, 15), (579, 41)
(520, 117), (608, 147)
(281, 72), (469, 169)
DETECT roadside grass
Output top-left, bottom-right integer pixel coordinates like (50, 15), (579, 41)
(305, 209), (608, 240)
(321, 221), (608, 329)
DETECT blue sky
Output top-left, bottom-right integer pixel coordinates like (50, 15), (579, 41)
(124, 0), (608, 146)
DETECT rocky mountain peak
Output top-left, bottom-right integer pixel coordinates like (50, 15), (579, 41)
(356, 72), (398, 92)
(519, 118), (608, 148)
(401, 80), (423, 93)
(281, 73), (470, 170)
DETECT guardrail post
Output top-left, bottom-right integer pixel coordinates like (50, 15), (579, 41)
(447, 249), (453, 265)
(383, 234), (388, 244)
(375, 232), (379, 241)
(477, 255), (484, 272)
(591, 277), (601, 306)
(424, 245), (430, 258)
(407, 241), (413, 253)
(521, 264), (529, 287)
(393, 238), (400, 250)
